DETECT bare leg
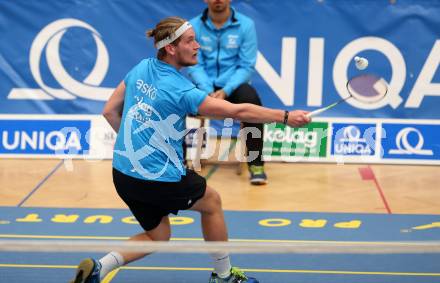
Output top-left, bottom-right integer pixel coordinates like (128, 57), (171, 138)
(190, 186), (228, 241)
(71, 216), (171, 282)
(190, 186), (233, 278)
(120, 215), (171, 264)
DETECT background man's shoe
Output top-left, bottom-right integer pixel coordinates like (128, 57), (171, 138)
(249, 165), (268, 185)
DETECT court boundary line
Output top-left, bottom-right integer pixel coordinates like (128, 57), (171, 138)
(359, 165), (392, 214)
(102, 268), (120, 283)
(0, 263), (439, 277)
(368, 165), (392, 214)
(17, 159), (64, 207)
(204, 139), (237, 180)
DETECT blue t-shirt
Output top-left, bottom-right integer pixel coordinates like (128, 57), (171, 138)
(112, 58), (208, 182)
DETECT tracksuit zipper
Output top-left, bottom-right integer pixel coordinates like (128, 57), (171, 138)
(216, 32), (220, 78)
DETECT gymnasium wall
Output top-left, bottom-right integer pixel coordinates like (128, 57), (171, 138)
(0, 0), (439, 164)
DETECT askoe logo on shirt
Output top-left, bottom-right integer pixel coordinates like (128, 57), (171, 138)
(0, 120), (90, 154)
(115, 104), (190, 179)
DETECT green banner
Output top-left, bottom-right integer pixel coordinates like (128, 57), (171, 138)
(263, 122), (328, 158)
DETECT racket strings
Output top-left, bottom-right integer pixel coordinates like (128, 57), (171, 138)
(346, 74), (388, 104)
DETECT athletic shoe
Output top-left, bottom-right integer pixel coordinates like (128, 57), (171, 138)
(249, 165), (267, 185)
(69, 258), (101, 283)
(208, 267), (259, 283)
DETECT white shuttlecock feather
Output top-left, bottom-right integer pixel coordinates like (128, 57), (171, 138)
(354, 56), (369, 70)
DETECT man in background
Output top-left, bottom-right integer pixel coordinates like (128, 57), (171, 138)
(188, 0), (267, 185)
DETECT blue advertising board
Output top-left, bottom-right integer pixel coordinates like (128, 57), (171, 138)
(0, 120), (90, 155)
(331, 123), (377, 156)
(382, 123), (440, 160)
(1, 0), (439, 163)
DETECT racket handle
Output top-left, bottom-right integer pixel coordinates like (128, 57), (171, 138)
(306, 107), (329, 118)
(306, 100), (342, 118)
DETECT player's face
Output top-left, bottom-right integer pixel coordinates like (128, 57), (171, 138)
(206, 0), (230, 13)
(175, 28), (200, 67)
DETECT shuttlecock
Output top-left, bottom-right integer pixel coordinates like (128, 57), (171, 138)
(354, 56), (368, 70)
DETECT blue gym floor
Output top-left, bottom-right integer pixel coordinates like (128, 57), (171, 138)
(0, 207), (439, 282)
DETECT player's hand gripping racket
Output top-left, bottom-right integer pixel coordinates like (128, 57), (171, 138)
(307, 74), (388, 118)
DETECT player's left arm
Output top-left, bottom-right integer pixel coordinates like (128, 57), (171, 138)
(103, 81), (125, 133)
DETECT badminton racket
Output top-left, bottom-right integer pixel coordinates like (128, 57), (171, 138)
(307, 74), (388, 118)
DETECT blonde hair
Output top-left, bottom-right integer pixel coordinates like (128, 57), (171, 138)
(146, 16), (187, 59)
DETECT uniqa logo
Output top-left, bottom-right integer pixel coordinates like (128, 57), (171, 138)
(388, 127), (433, 156)
(8, 18), (113, 101)
(334, 126), (373, 155)
(340, 126), (366, 142)
(2, 130), (82, 152)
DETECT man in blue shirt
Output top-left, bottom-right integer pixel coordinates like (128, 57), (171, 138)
(70, 16), (310, 283)
(188, 0), (267, 185)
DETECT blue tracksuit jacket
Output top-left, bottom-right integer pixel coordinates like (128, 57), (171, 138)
(188, 8), (257, 96)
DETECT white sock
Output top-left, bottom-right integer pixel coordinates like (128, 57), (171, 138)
(98, 251), (125, 279)
(210, 252), (231, 279)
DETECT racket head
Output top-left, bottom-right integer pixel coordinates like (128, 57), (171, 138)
(346, 74), (388, 104)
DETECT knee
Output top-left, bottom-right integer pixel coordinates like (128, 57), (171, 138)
(233, 84), (262, 106)
(208, 188), (222, 209)
(147, 230), (171, 242)
(145, 217), (171, 241)
(159, 230), (171, 241)
(203, 187), (223, 213)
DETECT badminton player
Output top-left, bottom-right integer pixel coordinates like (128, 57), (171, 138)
(69, 16), (310, 283)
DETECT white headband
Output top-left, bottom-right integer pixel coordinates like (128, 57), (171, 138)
(155, 21), (192, 49)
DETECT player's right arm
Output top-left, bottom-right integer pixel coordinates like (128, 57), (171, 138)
(197, 96), (310, 128)
(103, 81), (125, 133)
